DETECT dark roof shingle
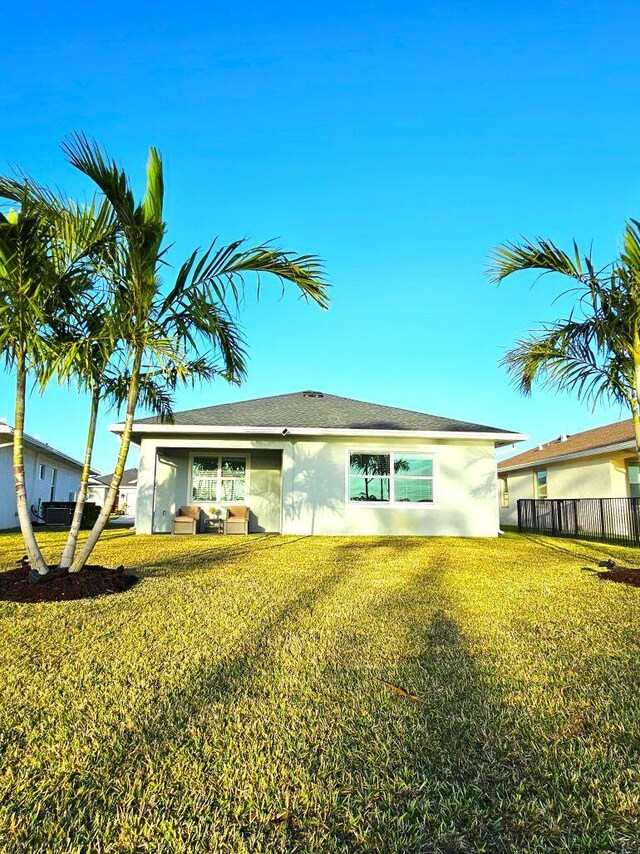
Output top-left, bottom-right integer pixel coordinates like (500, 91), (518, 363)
(96, 467), (138, 486)
(135, 391), (515, 435)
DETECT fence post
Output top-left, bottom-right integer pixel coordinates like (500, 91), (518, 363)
(599, 498), (606, 540)
(632, 498), (640, 545)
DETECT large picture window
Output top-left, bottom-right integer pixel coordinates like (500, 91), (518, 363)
(348, 452), (434, 504)
(191, 455), (246, 503)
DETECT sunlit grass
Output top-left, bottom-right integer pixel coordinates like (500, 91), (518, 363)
(0, 529), (639, 852)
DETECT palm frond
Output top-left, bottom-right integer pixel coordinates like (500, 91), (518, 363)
(140, 147), (164, 226)
(62, 132), (137, 230)
(487, 236), (590, 285)
(501, 321), (632, 408)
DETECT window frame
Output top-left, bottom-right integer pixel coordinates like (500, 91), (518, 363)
(345, 449), (438, 508)
(188, 452), (250, 506)
(38, 463), (46, 481)
(626, 460), (640, 498)
(534, 468), (548, 500)
(499, 476), (509, 508)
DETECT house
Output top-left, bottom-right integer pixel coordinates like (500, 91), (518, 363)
(498, 418), (640, 528)
(0, 423), (86, 530)
(89, 468), (138, 517)
(111, 391), (524, 537)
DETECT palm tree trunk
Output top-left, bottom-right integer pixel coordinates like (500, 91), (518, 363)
(13, 358), (49, 575)
(70, 351), (142, 571)
(632, 355), (640, 454)
(60, 389), (99, 570)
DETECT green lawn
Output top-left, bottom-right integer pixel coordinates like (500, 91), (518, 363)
(0, 530), (639, 852)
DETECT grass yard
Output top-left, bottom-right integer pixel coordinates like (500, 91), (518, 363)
(0, 530), (639, 852)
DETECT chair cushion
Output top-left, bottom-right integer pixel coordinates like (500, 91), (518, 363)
(178, 506), (201, 520)
(228, 505), (249, 519)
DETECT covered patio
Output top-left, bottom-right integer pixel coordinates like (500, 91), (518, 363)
(137, 440), (283, 534)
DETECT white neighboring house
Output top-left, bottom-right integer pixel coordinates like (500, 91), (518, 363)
(498, 418), (640, 528)
(0, 423), (86, 530)
(88, 468), (138, 517)
(112, 390), (525, 537)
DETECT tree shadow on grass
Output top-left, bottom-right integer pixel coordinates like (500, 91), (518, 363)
(520, 532), (639, 565)
(131, 534), (311, 576)
(13, 556), (360, 849)
(14, 541), (636, 853)
(310, 551), (635, 852)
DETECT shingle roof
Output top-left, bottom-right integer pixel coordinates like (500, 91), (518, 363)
(0, 424), (88, 471)
(134, 391), (515, 435)
(498, 419), (636, 471)
(96, 468), (138, 487)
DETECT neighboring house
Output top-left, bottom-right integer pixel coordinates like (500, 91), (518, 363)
(498, 418), (640, 528)
(0, 423), (86, 530)
(111, 391), (524, 537)
(89, 468), (138, 517)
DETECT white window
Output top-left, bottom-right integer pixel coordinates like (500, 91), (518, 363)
(348, 452), (434, 504)
(499, 477), (509, 508)
(38, 464), (46, 480)
(534, 469), (547, 499)
(50, 468), (57, 502)
(191, 455), (247, 503)
(627, 462), (640, 498)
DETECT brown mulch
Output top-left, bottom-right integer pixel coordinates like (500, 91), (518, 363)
(0, 564), (138, 603)
(596, 566), (640, 588)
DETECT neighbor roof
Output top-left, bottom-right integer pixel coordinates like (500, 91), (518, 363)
(129, 391), (519, 439)
(95, 468), (138, 487)
(498, 419), (636, 472)
(0, 423), (89, 471)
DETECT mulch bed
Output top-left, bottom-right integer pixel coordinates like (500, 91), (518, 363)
(0, 564), (138, 603)
(597, 566), (640, 588)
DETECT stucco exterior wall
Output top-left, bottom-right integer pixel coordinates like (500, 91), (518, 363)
(0, 445), (82, 530)
(136, 433), (500, 537)
(282, 436), (498, 536)
(498, 451), (636, 527)
(0, 448), (14, 530)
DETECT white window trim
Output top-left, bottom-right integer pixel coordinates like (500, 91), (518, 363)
(534, 469), (548, 500)
(626, 460), (640, 498)
(499, 476), (509, 508)
(38, 463), (46, 481)
(188, 452), (250, 506)
(345, 448), (439, 508)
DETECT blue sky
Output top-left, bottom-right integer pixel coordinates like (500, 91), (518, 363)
(3, 0), (640, 472)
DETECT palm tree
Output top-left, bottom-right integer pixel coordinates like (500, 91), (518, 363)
(51, 305), (203, 569)
(488, 225), (640, 452)
(63, 134), (330, 571)
(0, 185), (112, 575)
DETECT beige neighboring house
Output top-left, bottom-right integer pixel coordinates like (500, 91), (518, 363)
(88, 468), (138, 517)
(498, 419), (640, 528)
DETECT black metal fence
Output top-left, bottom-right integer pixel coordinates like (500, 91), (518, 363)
(518, 498), (640, 546)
